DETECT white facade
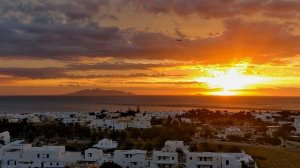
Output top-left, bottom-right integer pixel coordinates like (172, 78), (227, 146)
(90, 117), (151, 130)
(266, 126), (280, 137)
(83, 148), (112, 163)
(114, 150), (150, 168)
(162, 141), (188, 152)
(185, 152), (244, 168)
(225, 127), (244, 137)
(62, 118), (78, 124)
(293, 117), (300, 134)
(181, 118), (192, 124)
(0, 133), (256, 168)
(93, 139), (118, 150)
(153, 151), (178, 168)
(0, 141), (81, 168)
(0, 131), (10, 145)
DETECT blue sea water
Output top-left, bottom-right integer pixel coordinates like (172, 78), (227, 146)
(0, 96), (299, 113)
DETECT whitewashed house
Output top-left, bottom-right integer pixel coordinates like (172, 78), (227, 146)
(162, 141), (188, 152)
(93, 139), (118, 150)
(185, 152), (255, 168)
(0, 141), (81, 168)
(0, 131), (256, 168)
(0, 131), (10, 145)
(181, 118), (192, 124)
(83, 148), (112, 164)
(152, 151), (178, 168)
(293, 117), (300, 134)
(129, 119), (152, 129)
(62, 117), (78, 124)
(266, 126), (280, 137)
(28, 116), (41, 123)
(225, 127), (244, 137)
(114, 150), (150, 168)
(90, 119), (128, 130)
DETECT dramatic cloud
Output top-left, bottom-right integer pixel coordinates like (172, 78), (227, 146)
(0, 67), (182, 79)
(68, 62), (179, 70)
(134, 0), (300, 19)
(0, 0), (299, 64)
(0, 0), (300, 95)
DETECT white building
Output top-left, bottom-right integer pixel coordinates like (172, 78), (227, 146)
(266, 126), (280, 137)
(128, 119), (152, 129)
(162, 141), (188, 152)
(0, 132), (256, 168)
(0, 141), (81, 168)
(293, 117), (300, 134)
(225, 127), (244, 138)
(185, 152), (255, 168)
(181, 118), (192, 124)
(152, 151), (178, 168)
(0, 131), (10, 145)
(90, 119), (127, 130)
(62, 117), (78, 124)
(83, 148), (112, 164)
(93, 139), (118, 150)
(114, 150), (150, 168)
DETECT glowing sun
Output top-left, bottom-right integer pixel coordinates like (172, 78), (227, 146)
(196, 64), (268, 96)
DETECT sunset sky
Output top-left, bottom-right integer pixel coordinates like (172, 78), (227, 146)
(1, 0), (300, 96)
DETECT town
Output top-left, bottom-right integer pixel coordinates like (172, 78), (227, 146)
(0, 133), (255, 168)
(0, 108), (300, 168)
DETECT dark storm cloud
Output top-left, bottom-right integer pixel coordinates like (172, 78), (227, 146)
(0, 21), (125, 59)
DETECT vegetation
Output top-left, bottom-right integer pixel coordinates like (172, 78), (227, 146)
(193, 141), (300, 168)
(255, 137), (281, 146)
(0, 120), (196, 151)
(244, 146), (300, 168)
(118, 125), (196, 150)
(100, 162), (122, 168)
(0, 120), (91, 142)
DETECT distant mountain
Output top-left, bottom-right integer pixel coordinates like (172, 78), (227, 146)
(64, 89), (135, 96)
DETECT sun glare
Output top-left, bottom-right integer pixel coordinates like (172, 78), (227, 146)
(196, 63), (268, 96)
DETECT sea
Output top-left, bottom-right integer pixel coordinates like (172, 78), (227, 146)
(0, 96), (300, 114)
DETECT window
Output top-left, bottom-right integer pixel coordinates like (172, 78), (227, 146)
(88, 153), (92, 157)
(190, 157), (193, 160)
(226, 160), (229, 165)
(57, 163), (59, 166)
(125, 154), (132, 158)
(37, 154), (40, 158)
(46, 154), (50, 158)
(50, 162), (52, 166)
(172, 157), (174, 160)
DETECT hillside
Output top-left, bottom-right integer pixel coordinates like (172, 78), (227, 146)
(64, 89), (135, 96)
